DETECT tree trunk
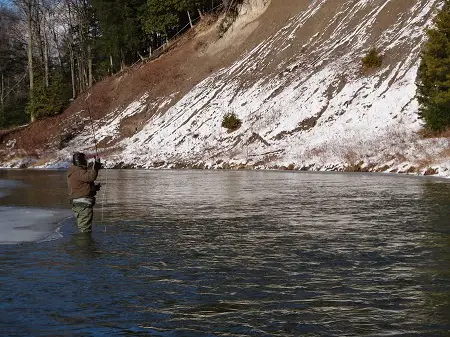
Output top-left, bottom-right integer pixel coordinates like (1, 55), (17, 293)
(88, 43), (93, 88)
(52, 26), (64, 71)
(110, 55), (113, 75)
(78, 59), (83, 93)
(70, 47), (76, 98)
(33, 0), (45, 87)
(1, 72), (4, 108)
(68, 3), (76, 98)
(43, 17), (49, 88)
(187, 10), (193, 28)
(164, 35), (169, 49)
(120, 49), (125, 72)
(77, 6), (86, 91)
(83, 64), (88, 90)
(198, 8), (204, 19)
(26, 0), (35, 122)
(149, 33), (156, 57)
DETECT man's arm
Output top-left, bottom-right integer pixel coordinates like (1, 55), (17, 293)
(76, 167), (98, 182)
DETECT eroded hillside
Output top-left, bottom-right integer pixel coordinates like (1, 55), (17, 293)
(1, 0), (449, 176)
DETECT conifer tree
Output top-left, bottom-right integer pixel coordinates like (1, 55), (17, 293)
(92, 0), (147, 72)
(141, 0), (211, 37)
(417, 0), (450, 131)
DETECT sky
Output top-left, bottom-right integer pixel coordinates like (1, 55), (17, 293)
(0, 0), (12, 6)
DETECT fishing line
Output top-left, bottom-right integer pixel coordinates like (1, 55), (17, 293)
(101, 160), (108, 232)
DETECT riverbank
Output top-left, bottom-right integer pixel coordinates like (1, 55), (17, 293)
(1, 157), (449, 179)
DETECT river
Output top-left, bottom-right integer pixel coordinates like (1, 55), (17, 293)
(0, 169), (449, 336)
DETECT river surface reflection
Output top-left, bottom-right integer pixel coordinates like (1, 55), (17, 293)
(0, 169), (449, 336)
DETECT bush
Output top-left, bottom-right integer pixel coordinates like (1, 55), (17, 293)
(362, 48), (382, 69)
(222, 112), (242, 131)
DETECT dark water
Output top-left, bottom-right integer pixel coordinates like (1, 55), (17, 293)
(0, 169), (449, 336)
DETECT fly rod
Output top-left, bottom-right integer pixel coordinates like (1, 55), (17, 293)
(85, 92), (99, 158)
(86, 91), (107, 231)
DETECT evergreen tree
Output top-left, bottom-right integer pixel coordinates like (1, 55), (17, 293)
(26, 73), (71, 119)
(141, 0), (211, 37)
(141, 0), (179, 37)
(92, 0), (147, 72)
(417, 0), (450, 131)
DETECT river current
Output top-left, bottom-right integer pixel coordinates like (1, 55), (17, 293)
(0, 169), (449, 336)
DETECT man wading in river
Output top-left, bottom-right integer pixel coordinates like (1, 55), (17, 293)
(67, 152), (103, 233)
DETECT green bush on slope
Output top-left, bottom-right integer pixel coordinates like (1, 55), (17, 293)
(222, 112), (242, 132)
(361, 48), (383, 69)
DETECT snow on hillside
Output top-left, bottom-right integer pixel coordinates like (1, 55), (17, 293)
(39, 0), (450, 177)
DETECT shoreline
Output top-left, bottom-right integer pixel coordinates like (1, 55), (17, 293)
(1, 165), (449, 181)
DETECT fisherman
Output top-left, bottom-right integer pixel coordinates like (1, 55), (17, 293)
(67, 152), (103, 233)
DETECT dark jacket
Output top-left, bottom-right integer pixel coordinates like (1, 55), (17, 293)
(67, 165), (98, 199)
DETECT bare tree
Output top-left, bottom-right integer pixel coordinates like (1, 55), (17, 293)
(11, 0), (38, 121)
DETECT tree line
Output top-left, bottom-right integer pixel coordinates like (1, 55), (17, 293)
(0, 0), (242, 128)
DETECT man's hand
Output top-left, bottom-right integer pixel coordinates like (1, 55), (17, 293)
(93, 158), (103, 170)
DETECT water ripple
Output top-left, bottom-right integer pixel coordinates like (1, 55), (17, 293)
(0, 170), (449, 336)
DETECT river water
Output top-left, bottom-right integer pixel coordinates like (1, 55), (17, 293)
(0, 169), (449, 336)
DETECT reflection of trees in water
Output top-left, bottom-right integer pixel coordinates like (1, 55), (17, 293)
(420, 181), (450, 328)
(0, 170), (68, 208)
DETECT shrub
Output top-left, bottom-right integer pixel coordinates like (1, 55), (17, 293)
(362, 48), (383, 69)
(222, 112), (242, 131)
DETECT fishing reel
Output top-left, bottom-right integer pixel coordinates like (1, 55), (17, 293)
(90, 183), (101, 196)
(93, 159), (104, 170)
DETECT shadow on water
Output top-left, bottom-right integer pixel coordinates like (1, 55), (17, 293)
(64, 233), (103, 259)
